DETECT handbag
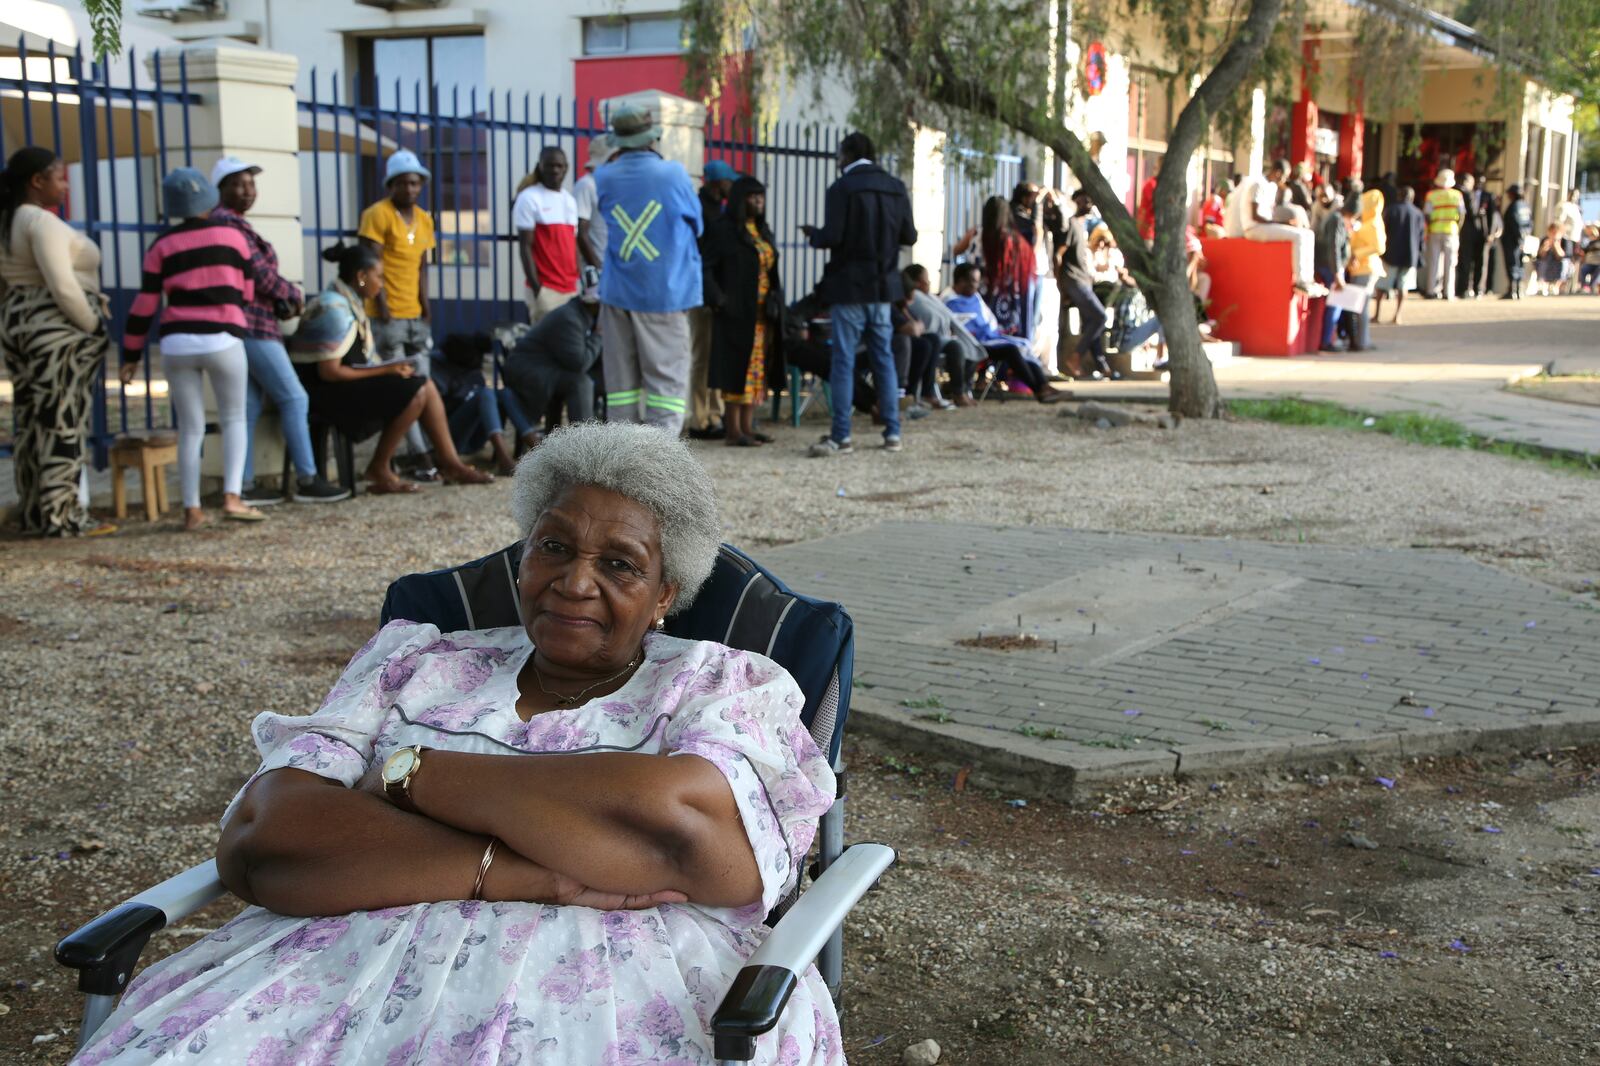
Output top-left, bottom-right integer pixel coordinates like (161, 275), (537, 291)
(763, 279), (785, 323)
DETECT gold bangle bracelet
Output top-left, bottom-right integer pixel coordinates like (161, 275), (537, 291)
(471, 837), (499, 901)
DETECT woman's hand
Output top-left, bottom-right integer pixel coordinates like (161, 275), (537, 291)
(118, 363), (139, 386)
(391, 363), (416, 378)
(484, 848), (687, 911)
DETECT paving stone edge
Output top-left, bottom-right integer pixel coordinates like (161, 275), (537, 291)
(849, 695), (1600, 804)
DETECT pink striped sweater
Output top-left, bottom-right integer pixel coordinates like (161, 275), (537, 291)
(121, 220), (255, 364)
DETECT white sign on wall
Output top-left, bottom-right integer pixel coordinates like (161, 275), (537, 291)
(1314, 127), (1340, 158)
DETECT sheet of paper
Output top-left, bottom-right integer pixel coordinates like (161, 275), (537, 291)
(1326, 285), (1369, 313)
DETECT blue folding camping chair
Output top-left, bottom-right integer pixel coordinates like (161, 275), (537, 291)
(56, 543), (891, 1064)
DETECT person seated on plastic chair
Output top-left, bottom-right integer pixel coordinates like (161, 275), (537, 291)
(501, 266), (603, 440)
(782, 289), (878, 415)
(76, 422), (841, 1065)
(289, 242), (493, 495)
(429, 332), (540, 475)
(902, 263), (981, 408)
(942, 263), (1067, 403)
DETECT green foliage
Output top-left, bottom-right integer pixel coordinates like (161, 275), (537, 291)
(1457, 0), (1600, 102)
(900, 695), (945, 709)
(83, 0), (123, 62)
(1228, 396), (1600, 473)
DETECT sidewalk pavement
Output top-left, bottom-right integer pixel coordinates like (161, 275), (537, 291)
(767, 522), (1600, 802)
(1074, 295), (1600, 455)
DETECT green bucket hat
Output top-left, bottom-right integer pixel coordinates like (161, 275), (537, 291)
(609, 102), (662, 149)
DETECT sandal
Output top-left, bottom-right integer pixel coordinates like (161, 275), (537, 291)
(750, 431), (775, 443)
(223, 507), (267, 522)
(408, 466), (441, 483)
(367, 478), (422, 495)
(725, 435), (761, 447)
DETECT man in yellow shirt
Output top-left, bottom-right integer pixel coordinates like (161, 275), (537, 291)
(1422, 168), (1464, 301)
(359, 150), (438, 473)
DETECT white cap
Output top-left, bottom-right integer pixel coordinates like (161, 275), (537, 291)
(210, 156), (262, 187)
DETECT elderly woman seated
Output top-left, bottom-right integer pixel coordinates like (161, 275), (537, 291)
(75, 422), (840, 1065)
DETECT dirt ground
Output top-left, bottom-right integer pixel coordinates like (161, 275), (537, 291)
(1, 406), (1597, 1063)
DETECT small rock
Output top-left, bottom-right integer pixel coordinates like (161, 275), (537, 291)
(902, 1038), (942, 1066)
(33, 1033), (58, 1046)
(195, 682), (215, 695)
(1078, 401), (1135, 427)
(1094, 418), (1113, 431)
(1342, 832), (1380, 851)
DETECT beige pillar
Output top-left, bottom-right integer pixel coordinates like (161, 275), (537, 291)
(908, 126), (948, 278)
(150, 44), (304, 487)
(151, 45), (303, 284)
(600, 90), (707, 177)
(1246, 87), (1267, 178)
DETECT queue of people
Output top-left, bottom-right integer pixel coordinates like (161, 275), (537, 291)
(11, 120), (1595, 536)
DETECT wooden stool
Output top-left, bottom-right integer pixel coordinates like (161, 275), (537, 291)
(109, 432), (178, 522)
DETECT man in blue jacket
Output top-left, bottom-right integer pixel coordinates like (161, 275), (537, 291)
(594, 103), (703, 435)
(803, 132), (917, 455)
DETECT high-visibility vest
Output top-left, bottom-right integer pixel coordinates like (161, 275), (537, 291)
(1425, 188), (1463, 235)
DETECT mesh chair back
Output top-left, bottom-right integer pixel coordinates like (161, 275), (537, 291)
(380, 543), (853, 763)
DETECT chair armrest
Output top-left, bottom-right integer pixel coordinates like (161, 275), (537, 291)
(711, 843), (894, 1060)
(55, 860), (227, 995)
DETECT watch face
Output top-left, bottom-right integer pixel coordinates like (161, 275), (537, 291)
(382, 748), (418, 785)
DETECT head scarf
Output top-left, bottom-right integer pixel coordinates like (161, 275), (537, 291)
(291, 279), (370, 363)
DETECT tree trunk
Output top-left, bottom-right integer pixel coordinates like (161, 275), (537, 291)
(1149, 274), (1222, 417)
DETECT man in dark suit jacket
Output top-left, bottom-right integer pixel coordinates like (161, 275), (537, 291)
(1455, 174), (1491, 299)
(802, 131), (917, 456)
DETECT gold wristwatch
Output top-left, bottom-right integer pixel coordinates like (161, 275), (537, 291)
(380, 745), (427, 812)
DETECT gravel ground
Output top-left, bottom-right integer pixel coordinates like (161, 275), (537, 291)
(1, 404), (1597, 1063)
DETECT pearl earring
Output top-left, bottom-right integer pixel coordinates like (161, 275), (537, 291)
(652, 618), (665, 630)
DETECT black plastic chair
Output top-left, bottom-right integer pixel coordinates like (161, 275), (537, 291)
(281, 413), (358, 497)
(57, 543), (891, 1063)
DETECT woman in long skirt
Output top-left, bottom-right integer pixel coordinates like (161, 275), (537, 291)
(0, 147), (113, 536)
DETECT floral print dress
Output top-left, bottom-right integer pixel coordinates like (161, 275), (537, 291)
(723, 220), (777, 407)
(74, 622), (841, 1065)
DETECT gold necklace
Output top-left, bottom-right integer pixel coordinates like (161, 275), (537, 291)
(530, 650), (643, 706)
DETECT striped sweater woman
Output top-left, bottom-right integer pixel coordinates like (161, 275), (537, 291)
(117, 168), (264, 529)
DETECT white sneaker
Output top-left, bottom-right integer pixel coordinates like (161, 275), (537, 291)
(808, 436), (853, 457)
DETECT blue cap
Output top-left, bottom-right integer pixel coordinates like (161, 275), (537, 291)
(162, 167), (218, 219)
(384, 149), (431, 186)
(703, 159), (738, 183)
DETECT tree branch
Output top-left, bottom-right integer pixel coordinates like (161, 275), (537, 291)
(1151, 0), (1286, 280)
(925, 46), (1154, 283)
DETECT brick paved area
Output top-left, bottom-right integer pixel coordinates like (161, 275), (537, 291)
(765, 522), (1600, 798)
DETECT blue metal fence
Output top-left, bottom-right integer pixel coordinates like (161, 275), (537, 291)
(1, 48), (860, 463)
(0, 38), (198, 464)
(297, 70), (842, 339)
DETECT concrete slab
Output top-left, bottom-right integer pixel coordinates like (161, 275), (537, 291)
(766, 522), (1600, 801)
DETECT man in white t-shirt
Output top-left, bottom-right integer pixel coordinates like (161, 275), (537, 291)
(512, 146), (580, 323)
(572, 134), (614, 275)
(1241, 158), (1315, 289)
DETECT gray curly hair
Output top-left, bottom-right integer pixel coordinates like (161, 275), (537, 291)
(509, 422), (721, 614)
